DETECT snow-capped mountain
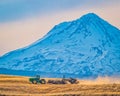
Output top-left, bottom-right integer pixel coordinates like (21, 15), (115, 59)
(0, 13), (120, 78)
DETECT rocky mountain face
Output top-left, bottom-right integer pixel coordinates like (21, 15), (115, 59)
(0, 13), (120, 78)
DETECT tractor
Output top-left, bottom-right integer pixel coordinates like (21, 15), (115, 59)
(29, 75), (46, 84)
(62, 77), (79, 84)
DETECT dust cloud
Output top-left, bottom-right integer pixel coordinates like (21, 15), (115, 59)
(79, 76), (120, 85)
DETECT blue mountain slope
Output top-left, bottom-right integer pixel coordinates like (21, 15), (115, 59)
(0, 13), (120, 78)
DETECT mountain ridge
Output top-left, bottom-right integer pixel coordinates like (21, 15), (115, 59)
(1, 13), (119, 57)
(0, 13), (120, 78)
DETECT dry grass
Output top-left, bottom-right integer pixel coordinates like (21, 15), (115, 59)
(0, 74), (120, 96)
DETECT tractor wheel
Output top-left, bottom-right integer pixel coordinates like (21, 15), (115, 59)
(32, 80), (37, 84)
(40, 79), (46, 84)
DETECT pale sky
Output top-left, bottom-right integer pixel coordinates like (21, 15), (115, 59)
(0, 0), (120, 56)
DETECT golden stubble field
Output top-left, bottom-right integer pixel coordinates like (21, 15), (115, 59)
(0, 74), (120, 96)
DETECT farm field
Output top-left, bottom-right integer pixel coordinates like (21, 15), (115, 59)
(0, 74), (120, 96)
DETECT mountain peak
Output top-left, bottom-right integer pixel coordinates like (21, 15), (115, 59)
(81, 13), (99, 18)
(85, 13), (98, 16)
(78, 13), (100, 23)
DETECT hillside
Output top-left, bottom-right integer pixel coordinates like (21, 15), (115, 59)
(0, 13), (120, 78)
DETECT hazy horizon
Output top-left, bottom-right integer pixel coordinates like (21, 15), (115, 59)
(0, 0), (120, 56)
